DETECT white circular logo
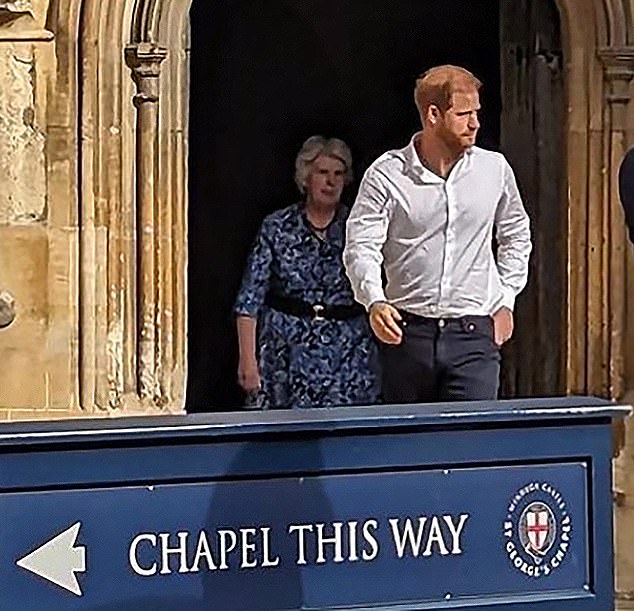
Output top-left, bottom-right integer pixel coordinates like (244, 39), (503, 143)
(503, 482), (572, 578)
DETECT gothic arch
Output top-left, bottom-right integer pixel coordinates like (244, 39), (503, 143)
(44, 0), (634, 412)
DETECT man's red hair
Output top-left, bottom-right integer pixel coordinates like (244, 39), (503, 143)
(414, 65), (482, 118)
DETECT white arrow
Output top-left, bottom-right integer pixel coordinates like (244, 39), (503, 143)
(16, 522), (86, 596)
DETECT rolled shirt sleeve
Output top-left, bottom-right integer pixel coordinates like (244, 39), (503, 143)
(493, 158), (532, 312)
(343, 168), (393, 309)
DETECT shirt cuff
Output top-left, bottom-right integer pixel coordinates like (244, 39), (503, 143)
(498, 287), (516, 312)
(361, 284), (388, 311)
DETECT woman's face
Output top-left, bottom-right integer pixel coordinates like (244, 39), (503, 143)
(304, 155), (346, 208)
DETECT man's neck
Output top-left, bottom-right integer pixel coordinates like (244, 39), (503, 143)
(416, 132), (464, 179)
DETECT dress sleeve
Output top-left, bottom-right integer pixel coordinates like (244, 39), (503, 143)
(234, 218), (275, 317)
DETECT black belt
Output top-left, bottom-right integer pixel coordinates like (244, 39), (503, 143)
(399, 310), (493, 333)
(265, 294), (364, 321)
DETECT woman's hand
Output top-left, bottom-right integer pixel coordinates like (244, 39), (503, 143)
(238, 357), (262, 393)
(369, 301), (403, 344)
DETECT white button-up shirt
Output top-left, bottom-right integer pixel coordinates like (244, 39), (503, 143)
(343, 135), (532, 317)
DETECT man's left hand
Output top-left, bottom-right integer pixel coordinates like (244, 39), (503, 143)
(492, 306), (514, 346)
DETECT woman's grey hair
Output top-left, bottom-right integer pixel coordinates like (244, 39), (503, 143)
(294, 135), (354, 193)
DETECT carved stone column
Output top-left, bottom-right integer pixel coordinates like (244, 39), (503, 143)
(125, 43), (167, 404)
(598, 48), (634, 401)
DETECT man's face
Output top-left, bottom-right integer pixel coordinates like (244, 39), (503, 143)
(305, 155), (346, 208)
(436, 88), (481, 152)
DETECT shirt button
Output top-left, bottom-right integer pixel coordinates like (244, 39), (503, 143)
(438, 319), (446, 328)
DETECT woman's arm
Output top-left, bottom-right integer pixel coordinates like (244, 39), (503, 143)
(236, 315), (260, 393)
(234, 217), (275, 394)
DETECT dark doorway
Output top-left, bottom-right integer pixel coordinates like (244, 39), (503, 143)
(186, 0), (561, 411)
(499, 0), (566, 397)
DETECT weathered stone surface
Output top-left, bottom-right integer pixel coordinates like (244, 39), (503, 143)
(0, 1), (31, 14)
(0, 45), (45, 223)
(0, 1), (32, 31)
(0, 225), (47, 409)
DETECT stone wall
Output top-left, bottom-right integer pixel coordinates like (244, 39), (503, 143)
(0, 0), (78, 419)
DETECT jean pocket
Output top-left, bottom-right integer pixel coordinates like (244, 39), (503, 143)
(463, 317), (498, 348)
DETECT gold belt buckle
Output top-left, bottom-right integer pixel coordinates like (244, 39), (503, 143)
(312, 303), (325, 321)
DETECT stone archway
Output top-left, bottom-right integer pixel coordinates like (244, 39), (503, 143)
(49, 0), (192, 414)
(43, 0), (634, 414)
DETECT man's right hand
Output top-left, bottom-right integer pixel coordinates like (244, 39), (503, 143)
(369, 302), (403, 344)
(238, 357), (261, 393)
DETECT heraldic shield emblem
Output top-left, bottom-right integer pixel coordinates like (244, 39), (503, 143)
(504, 481), (572, 577)
(518, 502), (556, 562)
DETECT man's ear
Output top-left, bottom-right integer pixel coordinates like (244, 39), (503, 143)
(426, 104), (441, 126)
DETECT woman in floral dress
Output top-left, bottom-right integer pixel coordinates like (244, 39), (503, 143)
(234, 136), (379, 409)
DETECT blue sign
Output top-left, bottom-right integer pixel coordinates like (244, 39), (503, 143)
(2, 463), (587, 610)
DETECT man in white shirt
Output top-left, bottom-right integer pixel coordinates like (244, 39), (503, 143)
(343, 65), (532, 403)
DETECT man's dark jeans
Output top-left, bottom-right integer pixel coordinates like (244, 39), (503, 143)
(379, 312), (500, 403)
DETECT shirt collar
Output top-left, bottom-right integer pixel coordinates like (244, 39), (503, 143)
(404, 132), (474, 183)
(404, 133), (427, 175)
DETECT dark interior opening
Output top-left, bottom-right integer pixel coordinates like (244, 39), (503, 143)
(186, 0), (502, 412)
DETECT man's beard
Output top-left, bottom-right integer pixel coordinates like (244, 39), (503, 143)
(439, 126), (473, 154)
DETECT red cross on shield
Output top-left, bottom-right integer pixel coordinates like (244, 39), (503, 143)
(526, 507), (550, 552)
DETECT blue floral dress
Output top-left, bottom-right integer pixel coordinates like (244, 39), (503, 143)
(234, 203), (380, 409)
